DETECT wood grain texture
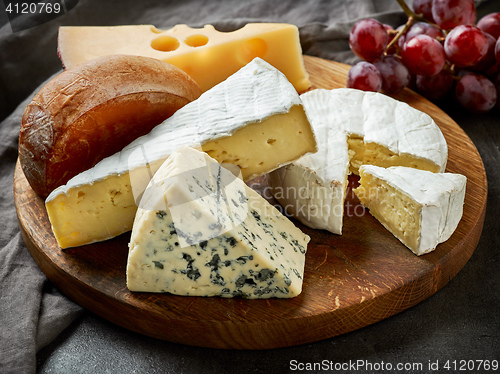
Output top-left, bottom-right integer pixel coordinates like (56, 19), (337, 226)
(14, 56), (487, 350)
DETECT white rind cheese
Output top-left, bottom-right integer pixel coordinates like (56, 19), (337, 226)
(299, 88), (448, 173)
(269, 88), (448, 235)
(269, 128), (349, 234)
(354, 165), (466, 256)
(45, 58), (317, 248)
(127, 146), (310, 298)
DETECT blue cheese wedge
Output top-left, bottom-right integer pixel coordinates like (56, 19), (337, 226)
(126, 146), (310, 298)
(269, 88), (448, 235)
(45, 58), (317, 248)
(354, 165), (466, 255)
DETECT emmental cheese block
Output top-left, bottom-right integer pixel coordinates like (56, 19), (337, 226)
(269, 88), (448, 234)
(127, 147), (310, 298)
(57, 23), (311, 92)
(45, 58), (317, 249)
(354, 165), (466, 255)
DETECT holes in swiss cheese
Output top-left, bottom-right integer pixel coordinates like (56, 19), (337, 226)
(185, 34), (209, 47)
(151, 33), (209, 52)
(151, 36), (180, 52)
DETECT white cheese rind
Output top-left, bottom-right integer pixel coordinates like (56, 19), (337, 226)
(269, 88), (448, 235)
(299, 88), (448, 171)
(355, 165), (466, 255)
(269, 129), (349, 234)
(127, 147), (310, 298)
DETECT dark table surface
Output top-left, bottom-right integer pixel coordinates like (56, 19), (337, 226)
(0, 1), (498, 373)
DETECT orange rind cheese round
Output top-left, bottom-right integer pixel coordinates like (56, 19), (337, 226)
(19, 54), (202, 197)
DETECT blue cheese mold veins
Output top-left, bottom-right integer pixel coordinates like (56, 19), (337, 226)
(126, 146), (310, 299)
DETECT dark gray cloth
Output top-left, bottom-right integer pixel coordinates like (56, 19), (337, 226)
(0, 0), (493, 373)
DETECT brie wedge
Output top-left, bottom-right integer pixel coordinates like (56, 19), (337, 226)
(354, 165), (466, 255)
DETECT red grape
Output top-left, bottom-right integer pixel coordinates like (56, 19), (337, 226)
(477, 12), (500, 39)
(455, 68), (473, 79)
(469, 33), (497, 72)
(484, 64), (499, 80)
(398, 22), (444, 52)
(405, 22), (444, 41)
(395, 24), (407, 52)
(373, 55), (410, 93)
(455, 73), (497, 113)
(384, 24), (395, 34)
(346, 4), (500, 113)
(432, 0), (476, 30)
(401, 35), (446, 76)
(384, 24), (398, 55)
(496, 38), (500, 64)
(349, 18), (389, 62)
(346, 61), (382, 92)
(444, 25), (489, 67)
(415, 70), (455, 101)
(413, 0), (435, 22)
(492, 73), (500, 108)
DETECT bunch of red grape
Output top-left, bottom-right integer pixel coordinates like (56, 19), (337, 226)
(347, 0), (500, 113)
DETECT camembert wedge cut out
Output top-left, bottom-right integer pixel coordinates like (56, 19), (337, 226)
(126, 146), (310, 298)
(45, 58), (317, 249)
(354, 165), (466, 256)
(57, 23), (311, 92)
(269, 88), (448, 235)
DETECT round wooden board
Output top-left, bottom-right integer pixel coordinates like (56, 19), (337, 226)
(14, 56), (487, 350)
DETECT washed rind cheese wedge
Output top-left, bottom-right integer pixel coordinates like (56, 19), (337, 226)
(354, 165), (466, 256)
(46, 58), (317, 249)
(269, 88), (448, 235)
(127, 146), (310, 298)
(19, 54), (202, 197)
(57, 23), (311, 92)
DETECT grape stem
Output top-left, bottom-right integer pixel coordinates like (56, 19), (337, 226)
(386, 0), (444, 54)
(395, 0), (425, 21)
(396, 0), (442, 29)
(385, 16), (415, 54)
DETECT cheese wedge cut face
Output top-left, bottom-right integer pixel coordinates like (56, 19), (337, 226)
(354, 165), (466, 255)
(126, 146), (309, 298)
(45, 58), (317, 249)
(57, 23), (311, 92)
(269, 127), (349, 234)
(269, 88), (448, 234)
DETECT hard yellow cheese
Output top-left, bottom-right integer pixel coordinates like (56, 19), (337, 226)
(57, 23), (311, 92)
(46, 58), (317, 248)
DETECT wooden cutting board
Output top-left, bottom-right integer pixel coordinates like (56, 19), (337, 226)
(14, 55), (487, 350)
